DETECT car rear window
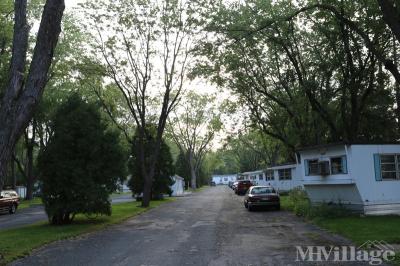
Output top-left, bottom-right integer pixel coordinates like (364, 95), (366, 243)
(251, 187), (275, 194)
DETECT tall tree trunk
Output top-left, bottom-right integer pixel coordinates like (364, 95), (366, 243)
(393, 36), (400, 135)
(142, 172), (153, 207)
(189, 152), (196, 189)
(25, 124), (35, 200)
(25, 143), (34, 200)
(0, 0), (65, 194)
(11, 152), (16, 189)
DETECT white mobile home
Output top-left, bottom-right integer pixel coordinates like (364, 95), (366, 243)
(239, 164), (302, 192)
(212, 174), (237, 185)
(298, 143), (400, 215)
(266, 164), (303, 191)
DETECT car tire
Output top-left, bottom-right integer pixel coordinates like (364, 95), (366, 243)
(9, 204), (16, 214)
(248, 205), (253, 211)
(244, 202), (248, 208)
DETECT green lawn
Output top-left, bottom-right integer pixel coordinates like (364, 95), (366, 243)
(281, 194), (400, 265)
(18, 198), (43, 210)
(0, 199), (174, 264)
(314, 216), (400, 245)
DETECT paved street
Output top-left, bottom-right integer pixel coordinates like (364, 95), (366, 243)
(0, 194), (135, 231)
(10, 186), (357, 266)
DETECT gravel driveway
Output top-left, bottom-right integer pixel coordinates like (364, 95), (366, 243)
(11, 186), (362, 266)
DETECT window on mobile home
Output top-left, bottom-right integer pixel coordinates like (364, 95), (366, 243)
(265, 170), (274, 180)
(278, 168), (292, 180)
(380, 155), (399, 180)
(307, 159), (319, 175)
(331, 157), (343, 174)
(259, 174), (263, 180)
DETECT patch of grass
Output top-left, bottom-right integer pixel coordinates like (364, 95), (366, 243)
(18, 198), (43, 210)
(0, 198), (175, 264)
(282, 189), (400, 265)
(315, 216), (400, 265)
(314, 216), (400, 245)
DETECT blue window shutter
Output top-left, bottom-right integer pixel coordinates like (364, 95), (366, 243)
(342, 156), (348, 174)
(305, 160), (309, 176)
(373, 154), (382, 181)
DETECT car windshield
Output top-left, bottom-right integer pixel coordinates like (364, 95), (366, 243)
(251, 187), (275, 194)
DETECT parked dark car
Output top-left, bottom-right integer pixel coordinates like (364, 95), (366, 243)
(210, 181), (216, 186)
(0, 190), (19, 214)
(235, 180), (253, 195)
(244, 186), (280, 211)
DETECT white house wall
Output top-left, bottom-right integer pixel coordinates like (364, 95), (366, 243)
(350, 145), (400, 214)
(265, 165), (303, 191)
(300, 144), (400, 215)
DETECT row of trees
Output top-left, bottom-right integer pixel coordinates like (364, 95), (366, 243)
(194, 0), (400, 158)
(0, 0), (219, 224)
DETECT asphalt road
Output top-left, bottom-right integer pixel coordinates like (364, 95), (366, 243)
(10, 186), (359, 266)
(0, 194), (135, 231)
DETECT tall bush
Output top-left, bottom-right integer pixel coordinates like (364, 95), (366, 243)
(37, 95), (126, 225)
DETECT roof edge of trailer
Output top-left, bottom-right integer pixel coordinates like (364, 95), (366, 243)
(296, 141), (400, 152)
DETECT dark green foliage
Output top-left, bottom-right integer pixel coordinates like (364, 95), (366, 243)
(37, 95), (126, 225)
(284, 188), (352, 219)
(128, 127), (174, 199)
(175, 151), (190, 183)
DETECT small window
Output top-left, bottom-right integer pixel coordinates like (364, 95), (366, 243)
(265, 170), (274, 180)
(224, 177), (228, 181)
(307, 159), (319, 175)
(331, 157), (343, 174)
(258, 174), (263, 180)
(380, 155), (398, 180)
(278, 168), (292, 180)
(250, 175), (256, 180)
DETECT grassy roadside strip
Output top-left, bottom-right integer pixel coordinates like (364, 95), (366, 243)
(18, 198), (43, 210)
(18, 192), (131, 211)
(0, 198), (175, 264)
(281, 194), (400, 265)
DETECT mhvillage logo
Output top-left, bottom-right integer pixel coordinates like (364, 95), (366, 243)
(295, 240), (396, 265)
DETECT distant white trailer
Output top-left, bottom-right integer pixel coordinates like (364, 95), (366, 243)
(212, 174), (237, 185)
(239, 164), (303, 192)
